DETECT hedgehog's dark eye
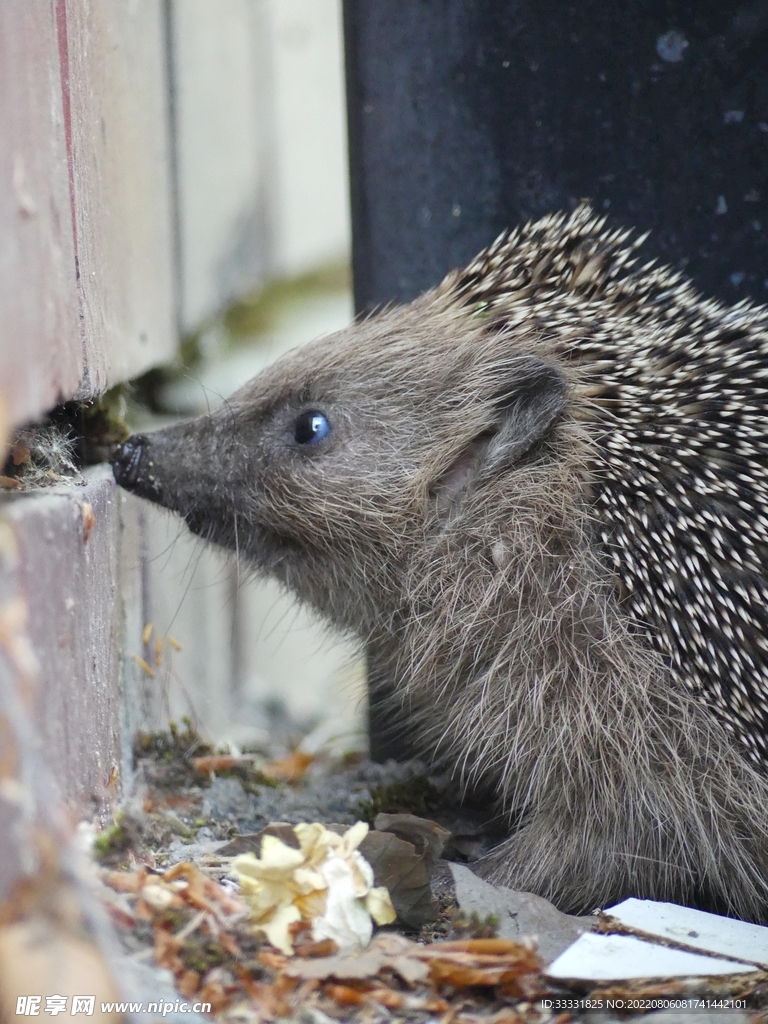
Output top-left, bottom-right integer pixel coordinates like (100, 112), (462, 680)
(294, 410), (331, 445)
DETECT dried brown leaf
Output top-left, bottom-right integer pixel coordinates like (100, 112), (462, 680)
(258, 949), (289, 971)
(197, 978), (229, 1014)
(285, 932), (434, 986)
(421, 939), (533, 955)
(285, 949), (385, 981)
(177, 968), (200, 996)
(374, 813), (451, 865)
(293, 938), (340, 958)
(368, 987), (405, 1009)
(262, 750), (314, 781)
(218, 825), (298, 858)
(154, 927), (184, 974)
(163, 860), (244, 919)
(427, 961), (528, 987)
(103, 869), (145, 893)
(359, 828), (436, 927)
(325, 983), (367, 1005)
(192, 754), (249, 773)
(10, 443), (30, 466)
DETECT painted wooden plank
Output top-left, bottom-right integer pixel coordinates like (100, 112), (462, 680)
(0, 1), (178, 425)
(170, 0), (350, 332)
(62, 0), (177, 394)
(267, 0), (350, 277)
(0, 468), (142, 816)
(0, 0), (81, 427)
(171, 0), (270, 331)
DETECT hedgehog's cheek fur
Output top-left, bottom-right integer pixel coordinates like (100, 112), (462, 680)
(431, 356), (567, 516)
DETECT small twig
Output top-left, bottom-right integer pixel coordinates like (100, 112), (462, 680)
(175, 909), (207, 942)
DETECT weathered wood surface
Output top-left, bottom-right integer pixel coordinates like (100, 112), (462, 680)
(0, 0), (176, 429)
(0, 0), (355, 821)
(171, 0), (350, 331)
(0, 468), (141, 817)
(0, 1), (80, 426)
(63, 0), (177, 395)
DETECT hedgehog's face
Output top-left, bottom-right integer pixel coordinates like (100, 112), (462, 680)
(113, 300), (566, 633)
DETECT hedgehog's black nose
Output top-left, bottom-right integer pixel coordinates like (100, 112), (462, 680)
(112, 434), (149, 490)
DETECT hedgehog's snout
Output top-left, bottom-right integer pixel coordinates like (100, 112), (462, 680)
(112, 434), (148, 488)
(112, 433), (164, 504)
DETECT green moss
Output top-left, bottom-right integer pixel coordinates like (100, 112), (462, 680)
(51, 386), (131, 465)
(222, 261), (350, 341)
(358, 774), (442, 823)
(216, 766), (279, 794)
(179, 935), (229, 974)
(134, 717), (211, 759)
(93, 817), (132, 865)
(133, 719), (276, 795)
(128, 259), (350, 413)
(133, 718), (215, 789)
(446, 909), (500, 940)
(2, 386), (133, 484)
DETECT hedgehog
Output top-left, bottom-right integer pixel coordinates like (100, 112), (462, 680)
(113, 204), (768, 921)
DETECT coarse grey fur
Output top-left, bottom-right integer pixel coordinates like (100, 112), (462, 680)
(114, 206), (768, 921)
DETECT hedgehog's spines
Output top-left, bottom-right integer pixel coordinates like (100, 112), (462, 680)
(448, 203), (768, 767)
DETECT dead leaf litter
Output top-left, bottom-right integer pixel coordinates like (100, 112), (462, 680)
(91, 724), (768, 1022)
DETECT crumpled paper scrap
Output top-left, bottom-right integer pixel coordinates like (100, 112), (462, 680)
(231, 821), (396, 955)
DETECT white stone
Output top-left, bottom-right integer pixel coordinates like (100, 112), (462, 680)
(606, 898), (768, 968)
(546, 932), (757, 982)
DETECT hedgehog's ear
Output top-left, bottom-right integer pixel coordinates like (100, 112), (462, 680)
(483, 357), (566, 474)
(432, 357), (565, 515)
